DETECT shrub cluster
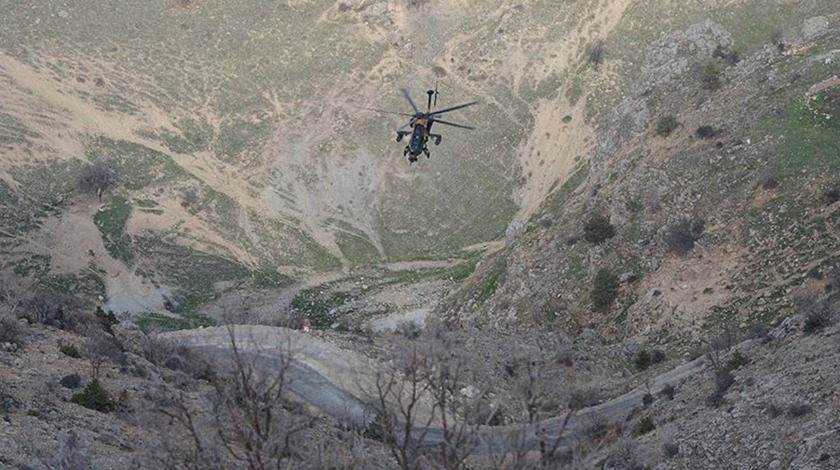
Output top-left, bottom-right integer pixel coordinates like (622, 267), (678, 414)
(59, 344), (81, 358)
(635, 416), (655, 435)
(655, 115), (680, 137)
(664, 218), (705, 256)
(634, 348), (666, 371)
(700, 62), (722, 91)
(0, 315), (24, 347)
(591, 268), (619, 311)
(583, 213), (615, 244)
(70, 379), (115, 413)
(695, 125), (717, 139)
(60, 373), (82, 389)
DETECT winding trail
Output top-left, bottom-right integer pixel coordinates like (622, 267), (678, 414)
(167, 325), (708, 453)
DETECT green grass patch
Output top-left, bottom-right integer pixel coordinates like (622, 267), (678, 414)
(160, 117), (214, 154)
(85, 136), (189, 191)
(134, 236), (251, 314)
(335, 230), (381, 266)
(0, 112), (40, 145)
(251, 266), (294, 289)
(94, 195), (133, 265)
(757, 101), (840, 178)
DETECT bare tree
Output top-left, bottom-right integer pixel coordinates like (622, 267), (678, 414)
(83, 332), (124, 379)
(76, 159), (117, 201)
(369, 328), (490, 470)
(34, 430), (91, 470)
(151, 326), (313, 470)
(371, 344), (436, 470)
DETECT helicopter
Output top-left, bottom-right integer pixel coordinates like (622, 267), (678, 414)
(370, 85), (477, 164)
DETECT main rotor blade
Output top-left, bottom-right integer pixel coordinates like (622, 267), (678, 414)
(433, 118), (475, 130)
(400, 88), (421, 114)
(363, 107), (416, 118)
(432, 101), (478, 116)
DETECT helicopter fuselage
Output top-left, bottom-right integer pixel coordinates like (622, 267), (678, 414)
(407, 117), (431, 158)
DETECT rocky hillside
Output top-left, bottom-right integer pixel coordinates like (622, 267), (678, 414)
(2, 0), (840, 468)
(444, 11), (840, 349)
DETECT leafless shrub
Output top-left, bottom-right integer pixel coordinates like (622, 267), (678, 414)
(60, 373), (82, 389)
(150, 326), (315, 470)
(568, 387), (601, 411)
(588, 40), (607, 65)
(664, 217), (705, 256)
(825, 264), (840, 292)
(0, 315), (24, 347)
(786, 403), (813, 418)
(760, 167), (779, 189)
(39, 430), (92, 470)
(763, 401), (784, 418)
(180, 188), (199, 208)
(659, 383), (676, 401)
(76, 159), (116, 201)
(795, 294), (835, 334)
(0, 376), (19, 414)
(822, 188), (840, 206)
(749, 323), (771, 342)
(372, 333), (484, 470)
(141, 336), (208, 376)
(607, 438), (648, 470)
(706, 369), (735, 408)
(395, 320), (422, 340)
(22, 291), (91, 332)
(770, 28), (785, 49)
(695, 125), (717, 139)
(712, 45), (741, 66)
(662, 442), (680, 458)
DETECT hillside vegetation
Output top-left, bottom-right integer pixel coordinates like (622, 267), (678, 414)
(1, 0), (840, 468)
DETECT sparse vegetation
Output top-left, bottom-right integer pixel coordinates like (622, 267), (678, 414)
(93, 196), (133, 265)
(655, 115), (680, 137)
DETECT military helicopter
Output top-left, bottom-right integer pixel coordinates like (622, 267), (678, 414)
(370, 85), (477, 164)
